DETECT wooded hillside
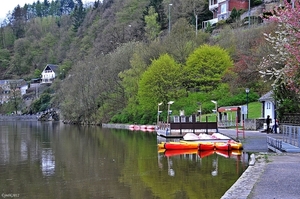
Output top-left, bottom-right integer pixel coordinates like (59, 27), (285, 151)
(0, 0), (298, 124)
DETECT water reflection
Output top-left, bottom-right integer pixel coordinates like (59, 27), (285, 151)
(158, 148), (248, 179)
(212, 155), (218, 176)
(41, 148), (55, 176)
(167, 157), (175, 177)
(0, 121), (248, 199)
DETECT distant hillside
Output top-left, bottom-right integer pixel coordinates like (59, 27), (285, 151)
(0, 0), (281, 123)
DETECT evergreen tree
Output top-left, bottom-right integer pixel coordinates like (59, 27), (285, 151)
(72, 0), (86, 32)
(144, 6), (161, 41)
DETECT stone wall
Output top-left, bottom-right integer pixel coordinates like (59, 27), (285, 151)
(244, 118), (265, 130)
(102, 123), (130, 129)
(240, 0), (280, 20)
(280, 114), (300, 125)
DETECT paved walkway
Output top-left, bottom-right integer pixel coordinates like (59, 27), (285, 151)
(219, 129), (300, 199)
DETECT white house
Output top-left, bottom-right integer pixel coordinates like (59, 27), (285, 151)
(202, 0), (249, 28)
(41, 64), (59, 84)
(258, 91), (278, 130)
(0, 79), (28, 104)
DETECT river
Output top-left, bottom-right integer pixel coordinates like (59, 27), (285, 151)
(0, 121), (248, 199)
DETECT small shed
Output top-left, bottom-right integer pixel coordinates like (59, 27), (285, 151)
(258, 91), (275, 125)
(217, 106), (242, 127)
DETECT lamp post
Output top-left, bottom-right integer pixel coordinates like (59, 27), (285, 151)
(197, 102), (202, 122)
(157, 102), (163, 125)
(167, 101), (174, 124)
(248, 0), (250, 28)
(211, 100), (218, 132)
(168, 4), (173, 34)
(273, 86), (277, 134)
(211, 100), (218, 121)
(245, 88), (249, 119)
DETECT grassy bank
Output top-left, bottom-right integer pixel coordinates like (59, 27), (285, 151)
(199, 102), (262, 122)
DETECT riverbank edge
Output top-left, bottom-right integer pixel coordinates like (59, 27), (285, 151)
(102, 123), (131, 129)
(0, 115), (39, 121)
(221, 153), (267, 199)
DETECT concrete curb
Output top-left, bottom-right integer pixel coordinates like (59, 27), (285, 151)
(221, 154), (267, 199)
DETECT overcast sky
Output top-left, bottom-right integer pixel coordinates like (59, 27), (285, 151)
(0, 0), (36, 23)
(0, 0), (94, 24)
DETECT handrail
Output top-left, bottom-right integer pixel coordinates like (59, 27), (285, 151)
(282, 125), (300, 147)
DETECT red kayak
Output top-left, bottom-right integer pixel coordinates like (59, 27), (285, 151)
(198, 142), (215, 151)
(164, 142), (199, 150)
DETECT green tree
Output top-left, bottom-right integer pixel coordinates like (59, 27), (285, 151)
(8, 80), (23, 114)
(42, 0), (50, 16)
(163, 18), (209, 64)
(36, 0), (43, 17)
(72, 0), (86, 32)
(229, 8), (243, 23)
(34, 69), (42, 78)
(137, 54), (185, 114)
(0, 49), (10, 71)
(184, 44), (233, 92)
(0, 25), (15, 48)
(144, 6), (161, 41)
(10, 5), (26, 39)
(118, 41), (166, 123)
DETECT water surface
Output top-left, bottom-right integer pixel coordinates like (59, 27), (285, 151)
(0, 121), (248, 199)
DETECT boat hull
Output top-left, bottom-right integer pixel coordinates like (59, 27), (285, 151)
(198, 143), (215, 151)
(163, 142), (199, 150)
(228, 141), (243, 150)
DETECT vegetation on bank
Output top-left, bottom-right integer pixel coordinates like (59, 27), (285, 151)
(0, 0), (299, 124)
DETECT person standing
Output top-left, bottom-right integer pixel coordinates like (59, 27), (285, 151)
(272, 119), (278, 133)
(266, 115), (271, 134)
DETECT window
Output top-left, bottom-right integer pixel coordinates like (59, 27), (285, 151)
(221, 3), (227, 14)
(266, 102), (271, 109)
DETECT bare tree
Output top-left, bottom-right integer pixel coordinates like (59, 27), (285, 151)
(9, 80), (22, 114)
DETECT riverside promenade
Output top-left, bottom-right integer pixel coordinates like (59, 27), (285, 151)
(220, 129), (300, 199)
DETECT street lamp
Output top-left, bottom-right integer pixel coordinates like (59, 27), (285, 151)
(211, 100), (218, 120)
(211, 100), (218, 132)
(273, 85), (277, 133)
(167, 101), (174, 124)
(248, 0), (250, 28)
(157, 102), (163, 125)
(168, 4), (173, 34)
(197, 102), (202, 122)
(245, 88), (250, 119)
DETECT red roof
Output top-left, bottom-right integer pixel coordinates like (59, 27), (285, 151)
(218, 107), (241, 112)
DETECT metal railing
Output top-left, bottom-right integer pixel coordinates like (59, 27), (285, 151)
(267, 136), (282, 150)
(282, 125), (300, 147)
(218, 120), (236, 128)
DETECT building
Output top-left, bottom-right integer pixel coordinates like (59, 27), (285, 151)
(41, 64), (59, 84)
(258, 91), (276, 126)
(203, 0), (249, 28)
(202, 0), (284, 28)
(0, 79), (28, 104)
